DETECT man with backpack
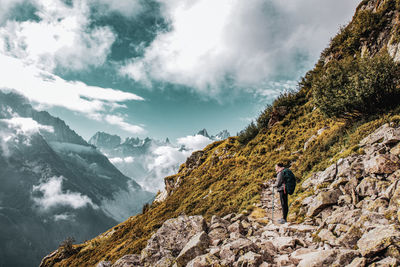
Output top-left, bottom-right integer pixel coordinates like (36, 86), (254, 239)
(274, 163), (296, 224)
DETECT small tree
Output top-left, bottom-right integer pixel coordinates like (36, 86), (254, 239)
(237, 122), (259, 144)
(59, 237), (76, 257)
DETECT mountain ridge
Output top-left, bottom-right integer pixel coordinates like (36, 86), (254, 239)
(0, 90), (154, 267)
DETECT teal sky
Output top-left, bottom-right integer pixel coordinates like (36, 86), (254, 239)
(0, 0), (361, 141)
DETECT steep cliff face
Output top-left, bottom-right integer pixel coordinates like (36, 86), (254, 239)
(40, 1), (400, 266)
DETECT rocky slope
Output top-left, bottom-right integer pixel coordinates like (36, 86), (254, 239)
(81, 123), (400, 267)
(39, 1), (400, 266)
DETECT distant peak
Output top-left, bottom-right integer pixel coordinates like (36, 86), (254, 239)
(197, 128), (210, 138)
(88, 132), (121, 148)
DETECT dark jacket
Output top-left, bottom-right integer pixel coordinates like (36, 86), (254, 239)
(275, 169), (285, 192)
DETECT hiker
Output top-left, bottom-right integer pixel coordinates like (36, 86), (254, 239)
(274, 163), (296, 224)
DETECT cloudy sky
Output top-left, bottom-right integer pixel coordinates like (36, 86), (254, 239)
(0, 0), (360, 141)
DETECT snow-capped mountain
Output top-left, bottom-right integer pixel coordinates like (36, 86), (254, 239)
(0, 91), (154, 267)
(197, 128), (211, 138)
(197, 128), (231, 140)
(88, 129), (230, 193)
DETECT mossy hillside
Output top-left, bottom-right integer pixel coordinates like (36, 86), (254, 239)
(41, 1), (400, 266)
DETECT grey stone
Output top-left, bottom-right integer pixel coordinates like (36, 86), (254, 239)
(112, 255), (142, 267)
(306, 189), (342, 217)
(141, 215), (206, 265)
(235, 251), (263, 267)
(357, 225), (400, 257)
(97, 261), (112, 267)
(297, 250), (337, 267)
(176, 231), (209, 267)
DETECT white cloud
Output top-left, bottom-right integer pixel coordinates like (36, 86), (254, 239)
(0, 0), (26, 24)
(121, 0), (360, 96)
(141, 134), (213, 192)
(2, 117), (54, 134)
(105, 115), (145, 134)
(177, 134), (213, 151)
(109, 156), (134, 164)
(0, 116), (54, 149)
(53, 213), (76, 221)
(93, 0), (144, 17)
(0, 0), (116, 71)
(0, 54), (144, 120)
(32, 176), (96, 210)
(148, 145), (189, 171)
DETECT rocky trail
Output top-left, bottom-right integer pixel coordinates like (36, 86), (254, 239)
(259, 180), (283, 225)
(62, 123), (400, 267)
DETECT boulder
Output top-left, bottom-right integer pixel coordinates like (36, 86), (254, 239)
(154, 255), (175, 267)
(335, 249), (360, 266)
(227, 221), (244, 235)
(336, 225), (363, 249)
(345, 257), (367, 267)
(274, 254), (291, 266)
(382, 180), (399, 200)
(271, 236), (304, 252)
(141, 215), (207, 264)
(297, 250), (337, 267)
(356, 177), (377, 197)
(186, 254), (220, 267)
(364, 154), (400, 175)
(366, 198), (389, 213)
(302, 163), (337, 190)
(261, 230), (279, 239)
(235, 251), (263, 267)
(306, 189), (342, 217)
(325, 208), (362, 226)
(371, 257), (398, 267)
(209, 215), (229, 230)
(390, 143), (400, 156)
(176, 231), (209, 267)
(357, 225), (400, 257)
(318, 229), (337, 246)
(208, 228), (228, 246)
(219, 238), (258, 264)
(255, 240), (275, 263)
(360, 124), (400, 147)
(389, 169), (400, 182)
(290, 248), (319, 265)
(112, 255), (141, 267)
(389, 180), (400, 216)
(358, 211), (390, 231)
(385, 245), (400, 262)
(97, 261), (112, 267)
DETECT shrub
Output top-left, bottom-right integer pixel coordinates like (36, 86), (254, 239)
(59, 237), (75, 257)
(256, 105), (272, 129)
(237, 121), (259, 144)
(312, 52), (400, 118)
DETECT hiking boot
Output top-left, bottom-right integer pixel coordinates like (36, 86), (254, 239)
(277, 218), (286, 224)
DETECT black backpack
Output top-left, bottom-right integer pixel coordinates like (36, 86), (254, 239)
(283, 168), (296, 195)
